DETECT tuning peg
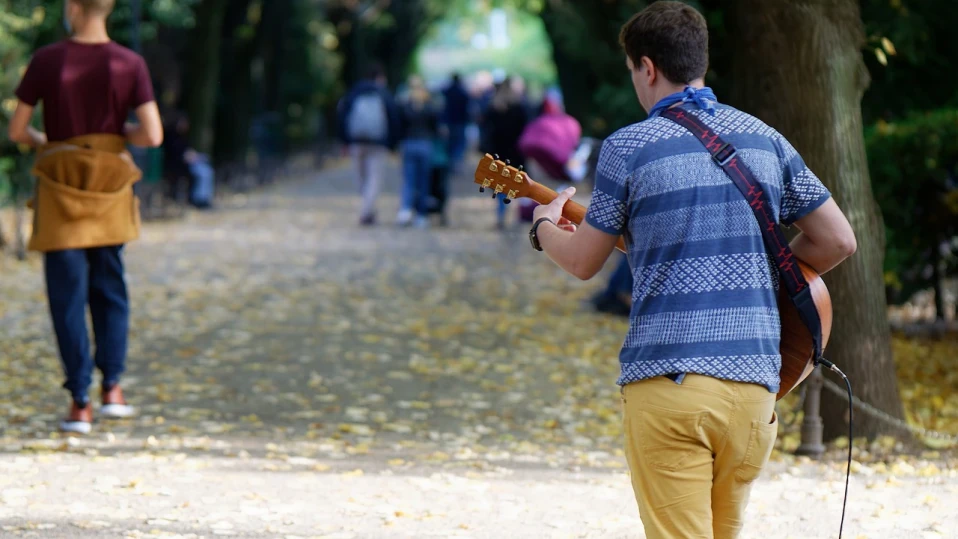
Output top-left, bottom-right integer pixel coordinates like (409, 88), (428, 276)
(493, 154), (500, 160)
(503, 198), (511, 204)
(491, 192), (498, 199)
(505, 159), (511, 165)
(518, 165), (524, 171)
(479, 187), (485, 193)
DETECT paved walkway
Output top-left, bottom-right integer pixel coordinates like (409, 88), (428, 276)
(0, 158), (954, 538)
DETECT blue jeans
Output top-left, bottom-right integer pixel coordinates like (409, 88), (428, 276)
(44, 246), (129, 406)
(189, 155), (215, 206)
(401, 139), (433, 216)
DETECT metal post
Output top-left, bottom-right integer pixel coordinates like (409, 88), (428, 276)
(795, 366), (826, 457)
(127, 0), (149, 199)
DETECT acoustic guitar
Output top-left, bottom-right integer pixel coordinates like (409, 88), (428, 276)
(474, 153), (832, 400)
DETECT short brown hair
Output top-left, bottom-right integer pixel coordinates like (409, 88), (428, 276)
(619, 1), (709, 84)
(72, 0), (116, 14)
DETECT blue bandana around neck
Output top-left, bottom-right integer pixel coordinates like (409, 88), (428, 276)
(647, 86), (718, 118)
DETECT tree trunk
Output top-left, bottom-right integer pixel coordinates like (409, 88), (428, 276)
(212, 0), (255, 165)
(13, 203), (26, 261)
(261, 0), (292, 115)
(0, 214), (7, 250)
(377, 0), (441, 89)
(932, 242), (945, 321)
(725, 0), (905, 440)
(186, 0), (229, 155)
(11, 156), (30, 261)
(341, 16), (367, 88)
(539, 4), (600, 133)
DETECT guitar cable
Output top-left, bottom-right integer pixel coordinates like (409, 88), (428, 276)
(814, 357), (853, 539)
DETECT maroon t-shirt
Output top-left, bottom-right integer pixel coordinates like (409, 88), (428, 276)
(15, 40), (155, 142)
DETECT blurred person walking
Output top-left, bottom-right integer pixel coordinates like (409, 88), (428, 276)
(397, 77), (442, 228)
(516, 90), (583, 223)
(337, 64), (400, 226)
(6, 0), (164, 434)
(480, 77), (529, 229)
(441, 72), (471, 177)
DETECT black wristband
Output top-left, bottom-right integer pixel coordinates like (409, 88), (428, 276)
(529, 217), (554, 252)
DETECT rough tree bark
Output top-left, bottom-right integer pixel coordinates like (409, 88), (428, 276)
(539, 2), (601, 130)
(725, 0), (905, 440)
(13, 201), (26, 260)
(932, 244), (945, 321)
(260, 0), (292, 115)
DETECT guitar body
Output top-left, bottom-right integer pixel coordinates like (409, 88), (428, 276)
(776, 261), (832, 400)
(473, 154), (832, 400)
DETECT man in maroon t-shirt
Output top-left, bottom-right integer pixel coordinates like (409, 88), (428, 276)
(7, 0), (163, 434)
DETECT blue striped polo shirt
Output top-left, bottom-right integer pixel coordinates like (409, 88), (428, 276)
(584, 103), (831, 393)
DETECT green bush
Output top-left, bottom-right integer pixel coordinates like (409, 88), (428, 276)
(0, 2), (45, 208)
(865, 108), (958, 303)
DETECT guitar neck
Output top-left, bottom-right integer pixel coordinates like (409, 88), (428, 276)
(525, 181), (627, 253)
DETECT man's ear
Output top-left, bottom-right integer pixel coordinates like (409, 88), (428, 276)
(640, 56), (657, 86)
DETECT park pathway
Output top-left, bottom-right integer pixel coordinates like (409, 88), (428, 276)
(0, 157), (954, 538)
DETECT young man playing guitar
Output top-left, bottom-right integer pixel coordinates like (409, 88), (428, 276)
(7, 0), (163, 434)
(529, 2), (857, 537)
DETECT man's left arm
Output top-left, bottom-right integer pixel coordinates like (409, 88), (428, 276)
(8, 102), (47, 147)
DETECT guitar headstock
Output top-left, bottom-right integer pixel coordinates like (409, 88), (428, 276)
(473, 153), (533, 204)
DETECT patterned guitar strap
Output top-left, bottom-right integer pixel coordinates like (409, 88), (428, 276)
(661, 107), (824, 362)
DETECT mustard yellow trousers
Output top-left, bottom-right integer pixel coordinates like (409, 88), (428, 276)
(622, 374), (778, 539)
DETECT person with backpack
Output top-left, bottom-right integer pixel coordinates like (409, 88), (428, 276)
(337, 64), (400, 226)
(6, 0), (164, 434)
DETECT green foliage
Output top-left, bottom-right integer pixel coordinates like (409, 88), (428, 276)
(856, 0), (958, 299)
(274, 2), (343, 146)
(865, 109), (958, 301)
(350, 0), (445, 87)
(861, 0), (958, 124)
(413, 6), (556, 88)
(0, 0), (45, 206)
(0, 2), (44, 133)
(108, 0), (199, 45)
